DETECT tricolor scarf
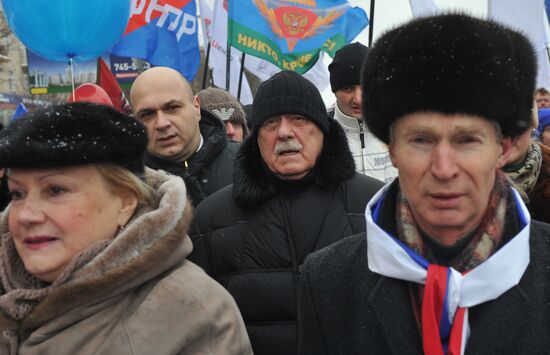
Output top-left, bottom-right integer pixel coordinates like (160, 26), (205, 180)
(366, 174), (531, 355)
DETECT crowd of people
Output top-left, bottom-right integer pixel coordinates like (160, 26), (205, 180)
(0, 12), (548, 355)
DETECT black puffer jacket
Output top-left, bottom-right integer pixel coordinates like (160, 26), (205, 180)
(145, 109), (239, 205)
(189, 119), (384, 355)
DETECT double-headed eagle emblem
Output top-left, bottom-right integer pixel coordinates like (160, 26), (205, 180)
(254, 0), (345, 52)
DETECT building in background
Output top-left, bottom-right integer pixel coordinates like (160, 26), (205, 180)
(0, 4), (29, 125)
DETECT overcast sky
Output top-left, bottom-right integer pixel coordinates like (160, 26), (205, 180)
(321, 0), (488, 106)
(353, 0), (487, 44)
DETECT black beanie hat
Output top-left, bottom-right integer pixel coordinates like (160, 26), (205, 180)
(362, 13), (536, 144)
(252, 70), (329, 133)
(329, 42), (368, 92)
(0, 102), (148, 174)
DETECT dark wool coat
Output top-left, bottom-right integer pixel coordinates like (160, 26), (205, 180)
(298, 214), (550, 354)
(145, 108), (240, 206)
(189, 119), (384, 355)
(529, 142), (550, 223)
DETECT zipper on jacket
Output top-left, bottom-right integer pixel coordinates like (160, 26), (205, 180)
(358, 120), (365, 149)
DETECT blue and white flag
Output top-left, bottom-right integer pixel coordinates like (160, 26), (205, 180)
(111, 0), (200, 81)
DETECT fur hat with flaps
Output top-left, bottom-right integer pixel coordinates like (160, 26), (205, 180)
(362, 13), (537, 144)
(0, 102), (148, 174)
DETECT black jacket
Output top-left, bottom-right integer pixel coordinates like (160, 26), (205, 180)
(298, 206), (550, 354)
(144, 109), (239, 205)
(189, 120), (384, 355)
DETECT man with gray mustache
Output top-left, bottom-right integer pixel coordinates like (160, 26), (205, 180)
(274, 141), (302, 155)
(188, 70), (384, 355)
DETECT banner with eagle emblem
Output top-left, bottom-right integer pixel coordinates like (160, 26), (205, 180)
(228, 0), (368, 74)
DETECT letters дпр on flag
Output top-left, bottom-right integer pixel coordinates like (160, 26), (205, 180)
(110, 0), (200, 81)
(228, 0), (368, 74)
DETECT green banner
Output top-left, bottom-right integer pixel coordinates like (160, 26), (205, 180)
(229, 20), (347, 74)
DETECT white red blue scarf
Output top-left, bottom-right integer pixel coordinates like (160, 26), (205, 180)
(365, 183), (530, 355)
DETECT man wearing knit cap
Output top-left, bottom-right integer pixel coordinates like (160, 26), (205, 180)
(130, 67), (239, 206)
(189, 70), (383, 355)
(198, 87), (249, 142)
(328, 42), (397, 182)
(298, 14), (550, 354)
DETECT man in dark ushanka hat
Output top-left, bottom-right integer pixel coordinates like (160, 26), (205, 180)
(298, 13), (550, 355)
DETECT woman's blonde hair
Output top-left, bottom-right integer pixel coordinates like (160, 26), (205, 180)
(95, 163), (156, 208)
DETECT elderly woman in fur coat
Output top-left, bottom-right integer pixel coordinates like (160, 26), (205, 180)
(0, 102), (252, 355)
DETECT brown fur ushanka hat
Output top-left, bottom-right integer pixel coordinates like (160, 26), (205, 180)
(362, 13), (537, 144)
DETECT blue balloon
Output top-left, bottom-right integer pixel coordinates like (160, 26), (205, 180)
(1, 0), (130, 62)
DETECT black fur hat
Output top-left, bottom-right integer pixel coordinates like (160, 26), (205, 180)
(0, 102), (148, 174)
(362, 13), (537, 144)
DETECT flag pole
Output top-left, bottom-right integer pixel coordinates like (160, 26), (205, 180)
(226, 2), (232, 90)
(69, 57), (76, 102)
(237, 53), (246, 100)
(202, 43), (212, 89)
(226, 44), (231, 91)
(96, 57), (101, 85)
(368, 0), (376, 47)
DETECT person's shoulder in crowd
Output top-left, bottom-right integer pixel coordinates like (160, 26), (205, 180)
(530, 142), (550, 223)
(125, 259), (252, 354)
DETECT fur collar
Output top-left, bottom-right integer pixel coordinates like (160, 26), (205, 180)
(233, 118), (355, 208)
(0, 168), (192, 337)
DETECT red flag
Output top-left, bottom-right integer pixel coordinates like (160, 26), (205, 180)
(97, 58), (131, 114)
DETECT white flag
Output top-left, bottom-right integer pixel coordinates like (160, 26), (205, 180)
(198, 0), (254, 104)
(408, 0), (439, 17)
(246, 54), (330, 93)
(198, 0), (213, 44)
(488, 0), (550, 89)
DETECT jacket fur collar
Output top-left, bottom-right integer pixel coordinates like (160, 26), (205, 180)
(233, 118), (355, 208)
(0, 168), (192, 338)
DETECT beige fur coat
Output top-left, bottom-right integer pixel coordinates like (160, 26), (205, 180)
(0, 169), (252, 355)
